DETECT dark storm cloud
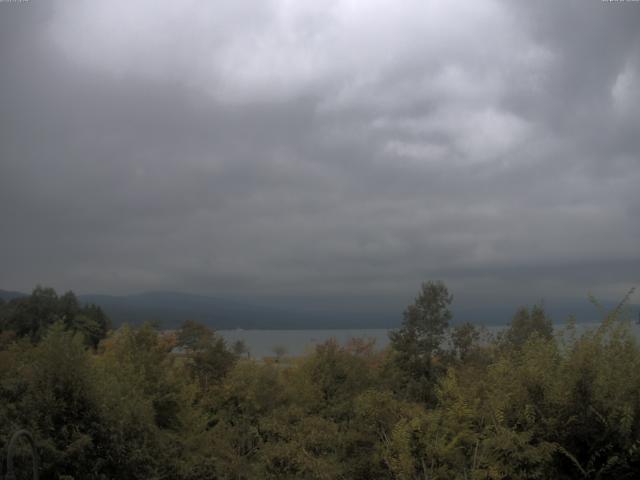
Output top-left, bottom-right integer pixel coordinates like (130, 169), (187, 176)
(1, 0), (638, 311)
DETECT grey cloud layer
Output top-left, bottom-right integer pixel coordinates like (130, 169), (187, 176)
(1, 0), (639, 308)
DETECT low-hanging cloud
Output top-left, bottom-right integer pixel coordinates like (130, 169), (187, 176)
(1, 0), (639, 313)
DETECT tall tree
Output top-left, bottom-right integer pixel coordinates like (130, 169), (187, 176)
(388, 281), (453, 403)
(450, 321), (481, 362)
(0, 286), (110, 346)
(503, 304), (553, 350)
(177, 319), (214, 350)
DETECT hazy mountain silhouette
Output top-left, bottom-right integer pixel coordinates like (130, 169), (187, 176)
(0, 289), (27, 301)
(77, 291), (313, 329)
(2, 289), (637, 330)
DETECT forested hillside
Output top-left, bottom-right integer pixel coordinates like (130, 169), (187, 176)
(1, 284), (639, 479)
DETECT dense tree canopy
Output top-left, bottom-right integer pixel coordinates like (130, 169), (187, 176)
(1, 284), (639, 479)
(388, 281), (453, 403)
(0, 286), (110, 347)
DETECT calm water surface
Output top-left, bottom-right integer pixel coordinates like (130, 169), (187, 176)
(218, 322), (640, 358)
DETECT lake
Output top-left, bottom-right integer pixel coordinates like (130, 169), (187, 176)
(218, 322), (640, 358)
(218, 328), (391, 358)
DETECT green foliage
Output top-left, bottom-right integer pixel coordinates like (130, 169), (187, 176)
(232, 339), (250, 357)
(1, 283), (639, 479)
(388, 281), (453, 403)
(391, 281), (453, 356)
(502, 304), (554, 350)
(0, 286), (110, 347)
(177, 319), (214, 350)
(450, 321), (481, 362)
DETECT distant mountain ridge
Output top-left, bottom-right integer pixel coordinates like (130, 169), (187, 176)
(0, 289), (27, 301)
(2, 288), (396, 329)
(2, 288), (638, 330)
(78, 291), (321, 329)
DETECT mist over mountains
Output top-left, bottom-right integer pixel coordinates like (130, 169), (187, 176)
(2, 288), (636, 330)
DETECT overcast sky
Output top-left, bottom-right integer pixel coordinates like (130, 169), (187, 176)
(1, 0), (639, 312)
